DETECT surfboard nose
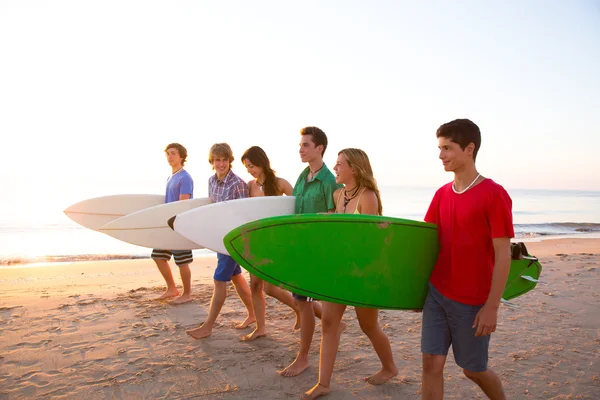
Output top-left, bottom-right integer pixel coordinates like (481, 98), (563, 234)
(167, 215), (176, 230)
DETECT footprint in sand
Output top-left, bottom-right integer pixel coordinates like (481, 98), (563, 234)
(77, 298), (100, 306)
(79, 312), (105, 322)
(0, 306), (22, 312)
(129, 287), (150, 293)
(60, 344), (96, 356)
(6, 339), (52, 351)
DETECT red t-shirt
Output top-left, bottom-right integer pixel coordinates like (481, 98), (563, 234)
(424, 178), (514, 305)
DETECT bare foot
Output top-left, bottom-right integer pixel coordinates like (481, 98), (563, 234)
(235, 316), (256, 329)
(364, 367), (398, 385)
(170, 294), (193, 305)
(155, 288), (179, 300)
(293, 311), (301, 330)
(278, 356), (309, 377)
(241, 327), (267, 341)
(186, 325), (212, 339)
(301, 383), (330, 399)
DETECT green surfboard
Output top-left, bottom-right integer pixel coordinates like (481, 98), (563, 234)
(503, 256), (542, 302)
(223, 214), (542, 310)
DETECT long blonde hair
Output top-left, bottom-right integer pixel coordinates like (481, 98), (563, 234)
(339, 148), (382, 215)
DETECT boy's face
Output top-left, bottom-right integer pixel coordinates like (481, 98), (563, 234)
(212, 156), (230, 176)
(166, 148), (182, 167)
(299, 134), (322, 163)
(437, 137), (474, 172)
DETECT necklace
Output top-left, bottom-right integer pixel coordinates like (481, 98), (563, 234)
(256, 180), (264, 192)
(452, 173), (481, 194)
(172, 167), (183, 175)
(308, 164), (324, 181)
(343, 185), (361, 213)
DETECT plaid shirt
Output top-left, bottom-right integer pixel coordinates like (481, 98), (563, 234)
(208, 170), (249, 203)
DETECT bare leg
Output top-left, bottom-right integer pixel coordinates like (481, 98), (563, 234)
(264, 282), (301, 329)
(279, 300), (314, 377)
(302, 302), (346, 399)
(312, 301), (323, 320)
(171, 264), (193, 305)
(185, 280), (227, 339)
(231, 273), (256, 329)
(422, 353), (446, 400)
(355, 307), (398, 384)
(463, 368), (506, 400)
(242, 274), (267, 341)
(153, 259), (179, 300)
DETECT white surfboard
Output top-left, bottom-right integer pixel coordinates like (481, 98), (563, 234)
(172, 196), (296, 255)
(64, 194), (166, 230)
(99, 197), (213, 250)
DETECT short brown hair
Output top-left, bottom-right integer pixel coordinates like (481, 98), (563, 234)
(164, 143), (188, 165)
(300, 126), (328, 157)
(436, 119), (481, 161)
(208, 143), (234, 169)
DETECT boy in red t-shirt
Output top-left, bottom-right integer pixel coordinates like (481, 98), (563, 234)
(421, 119), (514, 400)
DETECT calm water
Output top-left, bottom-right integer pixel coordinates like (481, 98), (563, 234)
(1, 186), (598, 266)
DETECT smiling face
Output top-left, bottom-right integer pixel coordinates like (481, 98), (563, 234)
(438, 137), (475, 172)
(299, 134), (322, 163)
(165, 147), (183, 169)
(243, 158), (264, 180)
(333, 153), (354, 185)
(212, 156), (231, 178)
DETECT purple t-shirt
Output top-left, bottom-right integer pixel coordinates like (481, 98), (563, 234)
(166, 170), (194, 203)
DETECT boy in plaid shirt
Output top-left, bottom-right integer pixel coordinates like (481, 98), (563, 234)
(186, 143), (255, 339)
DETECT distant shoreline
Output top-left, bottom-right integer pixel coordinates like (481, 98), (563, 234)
(2, 234), (600, 267)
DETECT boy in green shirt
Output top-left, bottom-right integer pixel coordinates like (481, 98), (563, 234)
(278, 126), (342, 377)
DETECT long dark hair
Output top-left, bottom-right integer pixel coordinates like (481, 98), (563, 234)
(241, 146), (280, 196)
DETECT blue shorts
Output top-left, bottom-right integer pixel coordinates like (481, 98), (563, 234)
(421, 282), (491, 372)
(151, 249), (193, 267)
(214, 253), (242, 282)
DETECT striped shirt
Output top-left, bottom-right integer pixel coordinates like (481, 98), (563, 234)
(208, 170), (249, 203)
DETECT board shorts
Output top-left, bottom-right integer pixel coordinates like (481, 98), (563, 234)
(151, 249), (193, 267)
(214, 253), (242, 282)
(292, 293), (314, 302)
(421, 282), (491, 372)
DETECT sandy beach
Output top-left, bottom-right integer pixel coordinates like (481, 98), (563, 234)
(1, 238), (599, 399)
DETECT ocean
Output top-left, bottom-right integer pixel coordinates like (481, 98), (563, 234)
(1, 186), (599, 266)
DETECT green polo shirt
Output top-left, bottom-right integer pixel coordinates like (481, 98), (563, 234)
(293, 164), (341, 214)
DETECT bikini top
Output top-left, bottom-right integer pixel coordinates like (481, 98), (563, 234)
(336, 187), (364, 214)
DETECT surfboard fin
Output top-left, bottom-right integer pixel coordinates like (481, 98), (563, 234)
(167, 216), (176, 230)
(521, 275), (547, 285)
(501, 298), (520, 308)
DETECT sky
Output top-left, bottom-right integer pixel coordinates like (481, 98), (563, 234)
(1, 0), (599, 219)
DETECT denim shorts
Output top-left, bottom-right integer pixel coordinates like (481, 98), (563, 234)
(421, 282), (491, 372)
(214, 253), (242, 282)
(151, 249), (193, 267)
